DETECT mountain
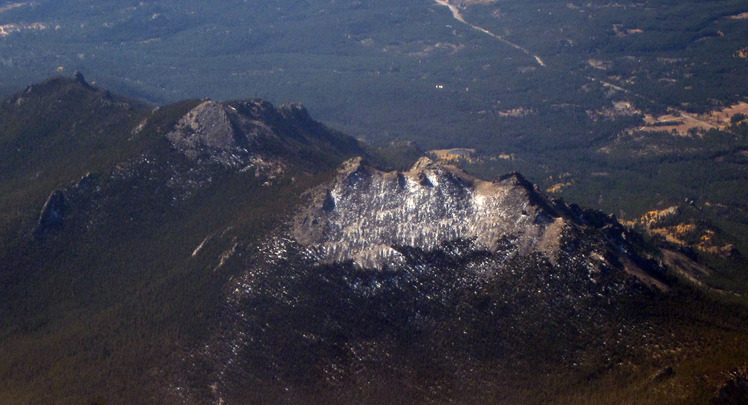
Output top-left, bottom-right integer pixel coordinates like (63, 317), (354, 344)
(0, 76), (747, 404)
(0, 75), (366, 404)
(183, 156), (670, 403)
(2, 0), (748, 301)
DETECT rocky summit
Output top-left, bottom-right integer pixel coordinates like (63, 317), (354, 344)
(293, 156), (563, 267)
(293, 156), (644, 276)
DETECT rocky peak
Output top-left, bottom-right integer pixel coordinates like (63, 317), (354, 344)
(293, 157), (571, 268)
(3, 74), (143, 117)
(72, 71), (93, 89)
(163, 98), (364, 171)
(409, 155), (436, 171)
(166, 100), (243, 153)
(278, 102), (313, 123)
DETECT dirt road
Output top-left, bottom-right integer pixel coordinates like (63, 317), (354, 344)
(433, 0), (546, 67)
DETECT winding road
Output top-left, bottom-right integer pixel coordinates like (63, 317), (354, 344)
(433, 0), (546, 67)
(432, 0), (725, 133)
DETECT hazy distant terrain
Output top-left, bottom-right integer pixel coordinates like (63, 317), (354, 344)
(1, 0), (745, 143)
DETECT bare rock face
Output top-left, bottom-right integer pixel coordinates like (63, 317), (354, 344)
(166, 100), (243, 154)
(163, 98), (362, 175)
(293, 157), (568, 268)
(165, 99), (309, 158)
(164, 99), (292, 173)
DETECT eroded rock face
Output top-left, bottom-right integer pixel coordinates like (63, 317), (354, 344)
(164, 99), (294, 173)
(166, 100), (243, 154)
(293, 157), (567, 268)
(163, 98), (361, 175)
